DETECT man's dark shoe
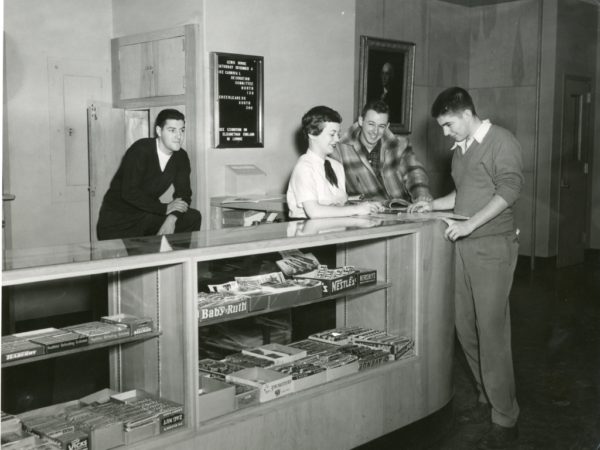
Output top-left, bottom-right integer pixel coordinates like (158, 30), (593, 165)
(456, 402), (490, 424)
(477, 423), (518, 449)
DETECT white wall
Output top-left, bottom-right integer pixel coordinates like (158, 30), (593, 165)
(113, 0), (357, 216)
(4, 0), (113, 249)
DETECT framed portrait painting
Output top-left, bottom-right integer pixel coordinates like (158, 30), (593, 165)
(358, 36), (415, 134)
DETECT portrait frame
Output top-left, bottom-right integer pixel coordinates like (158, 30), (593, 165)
(358, 36), (415, 134)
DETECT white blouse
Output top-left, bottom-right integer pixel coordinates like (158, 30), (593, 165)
(287, 150), (348, 219)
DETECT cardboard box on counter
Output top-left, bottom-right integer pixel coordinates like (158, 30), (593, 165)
(198, 376), (235, 422)
(226, 367), (293, 403)
(230, 383), (260, 410)
(242, 343), (307, 366)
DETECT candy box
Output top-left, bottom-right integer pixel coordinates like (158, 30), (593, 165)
(294, 267), (358, 295)
(226, 367), (293, 402)
(354, 267), (377, 286)
(198, 376), (235, 422)
(241, 343), (307, 366)
(100, 314), (154, 337)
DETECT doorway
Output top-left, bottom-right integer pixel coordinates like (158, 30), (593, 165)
(556, 76), (592, 268)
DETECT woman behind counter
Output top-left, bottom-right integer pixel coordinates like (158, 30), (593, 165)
(287, 106), (381, 219)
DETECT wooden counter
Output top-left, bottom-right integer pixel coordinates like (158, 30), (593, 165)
(2, 215), (454, 450)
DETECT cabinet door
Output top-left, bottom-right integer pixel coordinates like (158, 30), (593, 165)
(154, 36), (185, 97)
(118, 42), (154, 100)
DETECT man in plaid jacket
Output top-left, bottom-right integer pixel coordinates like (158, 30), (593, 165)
(333, 100), (432, 204)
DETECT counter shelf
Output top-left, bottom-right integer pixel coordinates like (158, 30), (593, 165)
(2, 331), (162, 368)
(3, 217), (454, 450)
(196, 281), (391, 327)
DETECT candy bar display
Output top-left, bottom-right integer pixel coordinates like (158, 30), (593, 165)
(198, 376), (236, 421)
(337, 345), (390, 371)
(288, 339), (338, 356)
(303, 352), (360, 381)
(272, 360), (327, 391)
(351, 332), (414, 360)
(63, 321), (130, 344)
(19, 328), (88, 353)
(294, 266), (359, 294)
(2, 336), (45, 363)
(226, 367), (293, 402)
(223, 352), (273, 368)
(230, 382), (260, 409)
(100, 314), (154, 337)
(61, 406), (125, 449)
(308, 326), (371, 345)
(197, 291), (250, 322)
(354, 267), (377, 286)
(198, 358), (245, 380)
(241, 343), (307, 366)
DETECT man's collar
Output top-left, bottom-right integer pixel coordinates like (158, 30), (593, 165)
(451, 119), (491, 151)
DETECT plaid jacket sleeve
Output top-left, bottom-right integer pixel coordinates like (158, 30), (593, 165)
(397, 145), (433, 202)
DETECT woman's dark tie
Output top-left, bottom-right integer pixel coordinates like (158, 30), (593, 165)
(324, 159), (338, 187)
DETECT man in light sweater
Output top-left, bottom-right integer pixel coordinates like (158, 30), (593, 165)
(411, 87), (523, 448)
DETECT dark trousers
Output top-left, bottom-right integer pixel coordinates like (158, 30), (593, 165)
(97, 208), (201, 241)
(455, 231), (520, 427)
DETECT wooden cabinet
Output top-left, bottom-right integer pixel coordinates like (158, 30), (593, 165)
(2, 218), (454, 450)
(112, 26), (195, 108)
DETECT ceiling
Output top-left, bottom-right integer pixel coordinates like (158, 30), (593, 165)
(439, 0), (525, 6)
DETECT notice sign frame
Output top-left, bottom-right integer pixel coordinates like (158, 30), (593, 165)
(212, 52), (264, 148)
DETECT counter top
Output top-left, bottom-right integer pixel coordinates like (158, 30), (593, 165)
(2, 214), (440, 284)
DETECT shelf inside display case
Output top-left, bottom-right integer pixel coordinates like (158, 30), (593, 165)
(2, 332), (162, 368)
(197, 282), (391, 327)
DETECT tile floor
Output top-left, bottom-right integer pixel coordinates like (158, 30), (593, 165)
(358, 254), (600, 450)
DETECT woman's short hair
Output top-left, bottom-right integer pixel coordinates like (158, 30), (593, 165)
(430, 87), (477, 118)
(154, 109), (185, 136)
(301, 106), (342, 138)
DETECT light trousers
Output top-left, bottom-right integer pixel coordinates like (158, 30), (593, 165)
(455, 231), (520, 427)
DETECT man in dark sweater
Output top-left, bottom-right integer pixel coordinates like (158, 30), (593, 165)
(97, 109), (201, 240)
(413, 87), (523, 448)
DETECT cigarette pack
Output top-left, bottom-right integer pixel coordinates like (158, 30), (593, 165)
(242, 343), (307, 366)
(226, 367), (293, 403)
(2, 336), (45, 362)
(100, 314), (154, 337)
(198, 376), (235, 422)
(294, 266), (358, 295)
